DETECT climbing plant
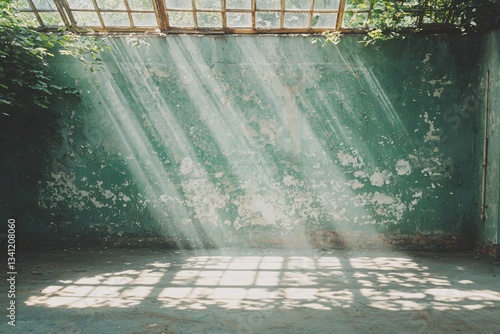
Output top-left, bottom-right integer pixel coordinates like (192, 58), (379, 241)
(0, 0), (109, 162)
(0, 0), (108, 118)
(319, 0), (500, 46)
(0, 0), (110, 221)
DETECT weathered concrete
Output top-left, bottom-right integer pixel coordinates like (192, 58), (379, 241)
(2, 248), (499, 333)
(1, 34), (485, 250)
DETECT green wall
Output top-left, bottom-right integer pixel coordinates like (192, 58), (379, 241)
(1, 35), (486, 248)
(482, 29), (500, 252)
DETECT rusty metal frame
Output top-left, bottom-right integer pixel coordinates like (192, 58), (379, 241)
(23, 0), (70, 28)
(335, 0), (346, 31)
(52, 0), (71, 27)
(307, 0), (315, 29)
(60, 0), (77, 27)
(417, 0), (430, 26)
(123, 0), (134, 27)
(251, 0), (256, 29)
(221, 0), (227, 29)
(279, 0), (285, 29)
(26, 0), (45, 27)
(153, 0), (169, 30)
(90, 0), (105, 28)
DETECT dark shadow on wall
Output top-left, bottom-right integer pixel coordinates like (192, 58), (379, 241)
(0, 94), (78, 233)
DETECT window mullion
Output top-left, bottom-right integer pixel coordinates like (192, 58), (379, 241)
(191, 0), (198, 29)
(153, 0), (169, 30)
(92, 0), (105, 28)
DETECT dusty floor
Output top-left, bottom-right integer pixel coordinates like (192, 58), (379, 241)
(3, 248), (500, 334)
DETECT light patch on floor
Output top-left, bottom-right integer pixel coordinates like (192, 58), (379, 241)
(7, 249), (499, 334)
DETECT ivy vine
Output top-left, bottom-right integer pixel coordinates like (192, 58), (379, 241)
(317, 0), (500, 46)
(0, 1), (109, 118)
(0, 0), (109, 217)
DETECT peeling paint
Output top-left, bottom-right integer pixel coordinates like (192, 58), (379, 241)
(370, 170), (392, 187)
(16, 35), (481, 244)
(354, 191), (407, 222)
(433, 88), (444, 97)
(350, 180), (364, 190)
(90, 197), (105, 208)
(180, 158), (194, 175)
(423, 112), (441, 142)
(395, 160), (412, 176)
(337, 150), (364, 168)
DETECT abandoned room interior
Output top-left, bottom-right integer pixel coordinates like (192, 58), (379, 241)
(1, 0), (500, 333)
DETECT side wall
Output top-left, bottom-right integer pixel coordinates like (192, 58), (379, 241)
(482, 29), (500, 258)
(1, 35), (483, 249)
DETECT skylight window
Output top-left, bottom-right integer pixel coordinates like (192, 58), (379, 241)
(11, 0), (488, 34)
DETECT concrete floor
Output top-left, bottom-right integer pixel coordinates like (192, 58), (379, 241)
(3, 248), (500, 334)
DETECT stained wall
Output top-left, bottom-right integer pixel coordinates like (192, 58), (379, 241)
(2, 35), (485, 249)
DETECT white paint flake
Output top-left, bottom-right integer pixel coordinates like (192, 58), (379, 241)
(370, 170), (392, 187)
(337, 150), (364, 168)
(354, 171), (369, 179)
(423, 112), (440, 142)
(283, 174), (298, 187)
(350, 180), (364, 190)
(90, 198), (105, 208)
(182, 177), (229, 226)
(180, 157), (194, 175)
(395, 159), (412, 176)
(433, 88), (444, 98)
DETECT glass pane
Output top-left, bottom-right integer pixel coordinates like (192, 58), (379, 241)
(132, 12), (157, 26)
(66, 0), (96, 9)
(195, 0), (221, 10)
(39, 12), (64, 26)
(344, 0), (370, 11)
(227, 12), (252, 27)
(168, 11), (194, 27)
(314, 0), (340, 10)
(128, 0), (154, 9)
(399, 0), (422, 9)
(31, 0), (57, 10)
(166, 0), (192, 9)
(423, 10), (449, 24)
(101, 12), (131, 26)
(72, 11), (101, 26)
(285, 0), (311, 10)
(197, 12), (222, 27)
(431, 10), (450, 23)
(311, 13), (336, 28)
(397, 12), (419, 27)
(256, 11), (280, 27)
(427, 0), (453, 10)
(97, 0), (126, 10)
(257, 0), (281, 10)
(15, 12), (40, 27)
(227, 0), (251, 10)
(12, 0), (32, 10)
(284, 12), (308, 27)
(342, 12), (367, 28)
